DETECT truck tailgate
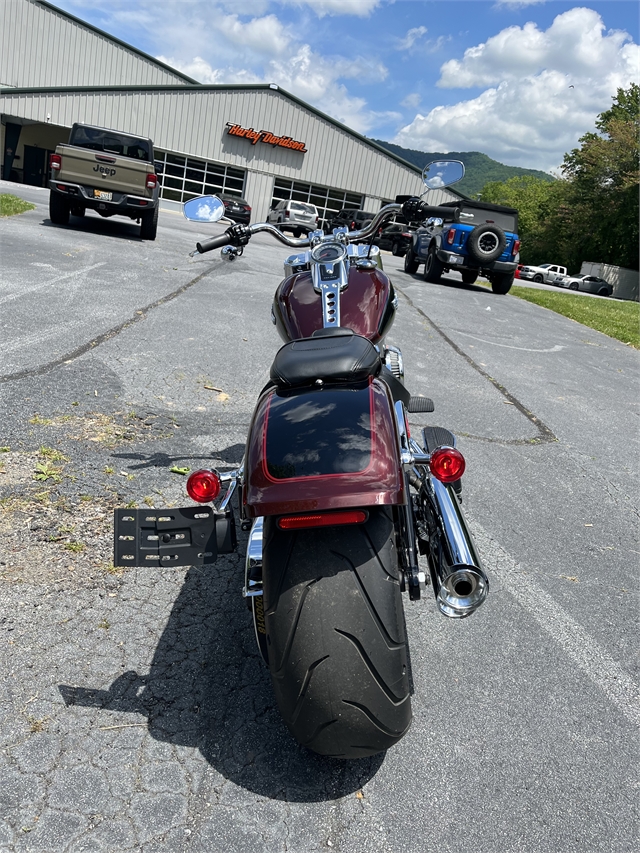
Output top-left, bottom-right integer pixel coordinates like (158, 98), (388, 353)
(56, 144), (153, 198)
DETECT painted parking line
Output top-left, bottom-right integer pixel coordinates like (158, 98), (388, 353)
(471, 520), (640, 728)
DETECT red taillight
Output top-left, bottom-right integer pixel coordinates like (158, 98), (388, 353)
(186, 469), (221, 503)
(430, 446), (465, 483)
(513, 239), (521, 255)
(146, 173), (158, 189)
(350, 221), (356, 230)
(446, 229), (455, 245)
(243, 205), (251, 212)
(284, 210), (290, 218)
(50, 153), (62, 171)
(278, 510), (368, 530)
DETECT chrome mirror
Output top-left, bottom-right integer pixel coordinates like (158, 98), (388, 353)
(422, 160), (465, 190)
(183, 195), (225, 223)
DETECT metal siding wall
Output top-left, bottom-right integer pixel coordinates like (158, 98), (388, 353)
(0, 87), (432, 201)
(1, 0), (191, 89)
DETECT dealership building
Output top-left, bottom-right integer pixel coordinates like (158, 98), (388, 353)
(0, 0), (462, 224)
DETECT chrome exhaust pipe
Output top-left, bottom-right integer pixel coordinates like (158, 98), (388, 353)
(425, 477), (489, 618)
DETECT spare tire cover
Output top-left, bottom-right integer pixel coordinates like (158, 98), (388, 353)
(467, 223), (507, 263)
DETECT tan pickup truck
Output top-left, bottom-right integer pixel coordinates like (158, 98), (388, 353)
(48, 123), (160, 240)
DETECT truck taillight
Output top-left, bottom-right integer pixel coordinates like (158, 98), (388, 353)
(513, 239), (521, 255)
(50, 154), (62, 171)
(146, 174), (158, 189)
(446, 229), (455, 244)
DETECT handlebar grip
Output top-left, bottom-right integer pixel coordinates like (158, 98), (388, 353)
(420, 205), (457, 220)
(196, 232), (232, 254)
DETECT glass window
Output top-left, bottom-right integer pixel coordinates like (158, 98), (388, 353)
(155, 149), (246, 204)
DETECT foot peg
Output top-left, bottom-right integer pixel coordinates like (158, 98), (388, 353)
(408, 396), (435, 413)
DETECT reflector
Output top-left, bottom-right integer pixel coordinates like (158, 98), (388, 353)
(278, 510), (368, 530)
(429, 446), (465, 483)
(186, 469), (221, 503)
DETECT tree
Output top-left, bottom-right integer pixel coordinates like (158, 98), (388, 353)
(560, 84), (639, 271)
(480, 175), (566, 266)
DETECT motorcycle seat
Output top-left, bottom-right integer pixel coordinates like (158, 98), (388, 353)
(270, 328), (380, 388)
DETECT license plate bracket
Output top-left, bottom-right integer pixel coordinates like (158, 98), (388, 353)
(114, 506), (217, 567)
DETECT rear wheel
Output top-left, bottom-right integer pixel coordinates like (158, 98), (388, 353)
(49, 192), (69, 225)
(404, 247), (419, 274)
(424, 245), (444, 282)
(491, 272), (514, 294)
(391, 241), (401, 256)
(140, 205), (158, 240)
(262, 507), (412, 759)
(597, 287), (609, 296)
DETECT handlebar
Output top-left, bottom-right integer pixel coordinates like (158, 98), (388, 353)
(193, 201), (407, 255)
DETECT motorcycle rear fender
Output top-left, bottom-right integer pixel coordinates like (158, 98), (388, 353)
(243, 377), (404, 518)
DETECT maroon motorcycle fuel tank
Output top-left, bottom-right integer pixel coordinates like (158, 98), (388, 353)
(243, 377), (405, 518)
(273, 265), (396, 344)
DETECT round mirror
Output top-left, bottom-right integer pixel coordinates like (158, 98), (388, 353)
(422, 160), (465, 190)
(183, 195), (225, 223)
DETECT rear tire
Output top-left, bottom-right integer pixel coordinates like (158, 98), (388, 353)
(140, 205), (158, 240)
(424, 245), (444, 282)
(404, 247), (419, 274)
(49, 192), (69, 225)
(491, 272), (514, 294)
(391, 242), (401, 256)
(263, 508), (412, 759)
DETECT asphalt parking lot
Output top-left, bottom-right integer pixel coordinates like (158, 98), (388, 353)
(1, 182), (638, 853)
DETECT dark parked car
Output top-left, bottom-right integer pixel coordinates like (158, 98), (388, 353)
(326, 208), (376, 233)
(565, 274), (614, 296)
(375, 222), (414, 256)
(218, 193), (251, 224)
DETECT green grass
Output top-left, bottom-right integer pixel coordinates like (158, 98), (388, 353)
(0, 194), (35, 216)
(511, 286), (640, 348)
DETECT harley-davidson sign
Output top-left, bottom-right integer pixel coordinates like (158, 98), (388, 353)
(226, 123), (307, 154)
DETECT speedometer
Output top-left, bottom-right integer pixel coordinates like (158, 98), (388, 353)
(311, 242), (347, 264)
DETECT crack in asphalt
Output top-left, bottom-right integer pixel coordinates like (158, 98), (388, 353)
(0, 263), (218, 385)
(395, 285), (558, 445)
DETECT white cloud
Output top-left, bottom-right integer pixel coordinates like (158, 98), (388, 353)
(494, 1), (547, 8)
(216, 14), (291, 55)
(278, 0), (382, 17)
(394, 8), (640, 172)
(496, 0), (547, 9)
(438, 8), (636, 88)
(401, 93), (422, 109)
(397, 26), (428, 52)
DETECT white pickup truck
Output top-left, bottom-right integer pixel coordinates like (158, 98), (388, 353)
(519, 263), (568, 285)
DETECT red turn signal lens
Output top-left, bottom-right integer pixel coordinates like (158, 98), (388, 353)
(278, 510), (368, 530)
(446, 229), (456, 245)
(146, 174), (158, 189)
(513, 239), (521, 255)
(186, 469), (221, 503)
(50, 154), (62, 170)
(430, 446), (465, 483)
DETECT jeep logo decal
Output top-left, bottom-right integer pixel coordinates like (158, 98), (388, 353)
(93, 165), (117, 177)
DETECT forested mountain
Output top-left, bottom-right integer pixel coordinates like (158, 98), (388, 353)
(371, 140), (555, 197)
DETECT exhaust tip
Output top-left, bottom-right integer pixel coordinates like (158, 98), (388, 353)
(436, 566), (489, 618)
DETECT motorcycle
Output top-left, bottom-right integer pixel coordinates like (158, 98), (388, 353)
(113, 160), (489, 759)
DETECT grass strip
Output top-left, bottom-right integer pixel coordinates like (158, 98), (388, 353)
(511, 285), (639, 349)
(0, 193), (36, 216)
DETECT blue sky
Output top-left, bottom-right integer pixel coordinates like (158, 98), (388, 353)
(50, 0), (639, 173)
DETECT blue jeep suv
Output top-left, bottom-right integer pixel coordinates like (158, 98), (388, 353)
(404, 199), (520, 294)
